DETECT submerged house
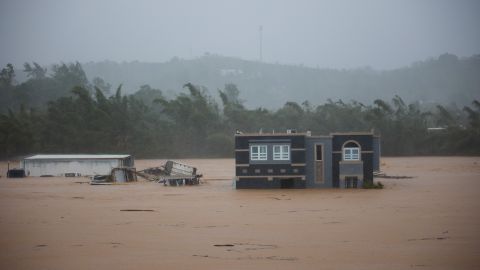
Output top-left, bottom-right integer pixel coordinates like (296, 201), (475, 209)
(234, 131), (380, 189)
(22, 154), (134, 177)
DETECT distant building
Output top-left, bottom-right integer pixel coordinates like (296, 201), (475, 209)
(234, 131), (380, 189)
(22, 154), (134, 177)
(220, 68), (244, 76)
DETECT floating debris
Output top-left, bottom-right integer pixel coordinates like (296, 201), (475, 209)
(136, 160), (202, 186)
(374, 172), (414, 179)
(120, 209), (155, 212)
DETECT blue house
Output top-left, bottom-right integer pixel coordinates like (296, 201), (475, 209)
(234, 130), (380, 189)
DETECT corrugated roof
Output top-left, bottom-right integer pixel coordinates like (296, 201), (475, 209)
(24, 154), (131, 160)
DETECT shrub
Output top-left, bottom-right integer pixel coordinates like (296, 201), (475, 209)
(363, 181), (384, 189)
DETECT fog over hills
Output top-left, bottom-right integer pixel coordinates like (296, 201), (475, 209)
(80, 53), (479, 108)
(2, 1), (479, 71)
(2, 0), (479, 108)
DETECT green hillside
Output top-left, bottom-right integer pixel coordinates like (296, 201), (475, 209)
(82, 53), (479, 108)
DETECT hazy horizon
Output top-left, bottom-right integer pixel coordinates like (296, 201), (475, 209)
(1, 0), (479, 70)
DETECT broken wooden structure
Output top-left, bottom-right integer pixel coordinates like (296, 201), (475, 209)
(135, 160), (202, 186)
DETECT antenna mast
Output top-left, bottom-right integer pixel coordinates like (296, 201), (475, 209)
(259, 25), (263, 62)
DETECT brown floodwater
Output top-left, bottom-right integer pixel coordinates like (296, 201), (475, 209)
(0, 157), (479, 269)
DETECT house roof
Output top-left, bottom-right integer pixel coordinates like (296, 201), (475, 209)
(24, 154), (131, 160)
(329, 131), (375, 136)
(235, 131), (378, 137)
(235, 132), (307, 137)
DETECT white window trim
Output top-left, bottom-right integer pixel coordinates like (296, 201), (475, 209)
(250, 145), (267, 161)
(273, 144), (290, 160)
(343, 147), (360, 161)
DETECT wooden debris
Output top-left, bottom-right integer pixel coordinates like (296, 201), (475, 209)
(120, 209), (155, 212)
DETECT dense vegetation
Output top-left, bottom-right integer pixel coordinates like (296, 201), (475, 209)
(1, 62), (479, 159)
(8, 54), (480, 109)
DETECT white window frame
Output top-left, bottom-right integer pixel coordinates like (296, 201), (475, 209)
(250, 145), (267, 161)
(343, 147), (360, 161)
(273, 144), (290, 160)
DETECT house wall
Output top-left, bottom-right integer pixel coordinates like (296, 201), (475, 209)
(234, 133), (378, 189)
(332, 134), (374, 187)
(305, 137), (333, 188)
(235, 134), (306, 189)
(373, 136), (381, 172)
(339, 161), (364, 187)
(23, 159), (123, 176)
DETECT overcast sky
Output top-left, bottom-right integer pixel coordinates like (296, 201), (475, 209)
(1, 0), (479, 69)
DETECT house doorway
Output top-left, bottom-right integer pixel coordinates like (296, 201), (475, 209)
(315, 144), (324, 183)
(344, 176), (359, 188)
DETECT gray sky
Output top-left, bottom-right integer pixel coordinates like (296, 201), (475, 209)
(1, 0), (479, 69)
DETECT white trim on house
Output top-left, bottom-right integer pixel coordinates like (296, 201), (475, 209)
(250, 145), (267, 161)
(25, 154), (131, 160)
(342, 140), (361, 161)
(343, 148), (360, 160)
(273, 145), (290, 160)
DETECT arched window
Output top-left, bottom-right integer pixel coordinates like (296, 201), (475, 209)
(343, 141), (360, 161)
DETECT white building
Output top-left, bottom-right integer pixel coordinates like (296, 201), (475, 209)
(22, 154), (134, 177)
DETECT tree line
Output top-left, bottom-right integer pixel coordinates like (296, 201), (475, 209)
(1, 62), (479, 159)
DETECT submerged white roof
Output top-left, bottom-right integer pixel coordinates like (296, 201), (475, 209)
(25, 154), (131, 160)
